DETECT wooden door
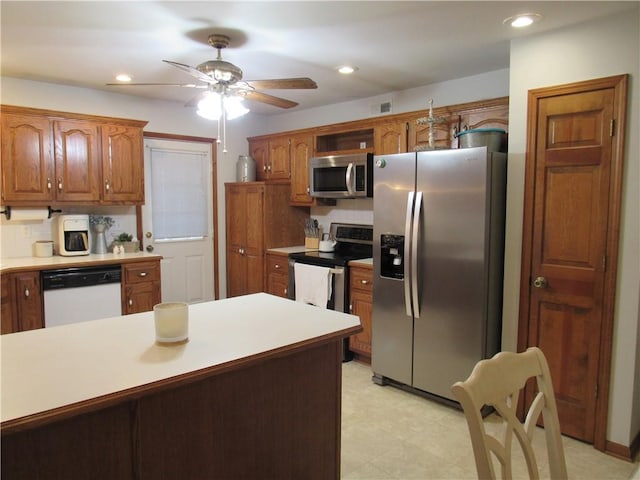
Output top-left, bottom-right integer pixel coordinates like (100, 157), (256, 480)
(290, 134), (315, 205)
(374, 121), (407, 154)
(14, 271), (43, 331)
(53, 119), (101, 202)
(225, 184), (247, 297)
(407, 114), (459, 151)
(243, 185), (265, 294)
(1, 112), (54, 203)
(1, 275), (16, 334)
(249, 138), (269, 181)
(268, 136), (291, 181)
(101, 124), (144, 203)
(519, 75), (627, 447)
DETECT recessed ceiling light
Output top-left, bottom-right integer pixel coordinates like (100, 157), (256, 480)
(503, 13), (542, 28)
(115, 73), (132, 82)
(337, 65), (358, 75)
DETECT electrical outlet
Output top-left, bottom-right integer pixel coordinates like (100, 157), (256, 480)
(23, 226), (32, 238)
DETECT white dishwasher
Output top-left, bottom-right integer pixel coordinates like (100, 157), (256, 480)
(42, 265), (122, 327)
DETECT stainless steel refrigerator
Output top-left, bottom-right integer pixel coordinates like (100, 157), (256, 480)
(372, 146), (507, 403)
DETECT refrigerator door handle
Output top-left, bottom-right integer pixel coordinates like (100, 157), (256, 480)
(404, 191), (414, 317)
(411, 191), (423, 318)
(345, 163), (355, 196)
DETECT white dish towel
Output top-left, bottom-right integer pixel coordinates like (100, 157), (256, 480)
(294, 263), (333, 308)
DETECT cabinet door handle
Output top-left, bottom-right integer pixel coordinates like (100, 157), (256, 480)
(105, 180), (111, 192)
(24, 287), (30, 298)
(349, 304), (353, 313)
(128, 298), (133, 306)
(274, 264), (281, 269)
(284, 288), (288, 295)
(263, 165), (267, 172)
(361, 279), (370, 285)
(137, 272), (148, 277)
(57, 178), (63, 192)
(47, 178), (52, 191)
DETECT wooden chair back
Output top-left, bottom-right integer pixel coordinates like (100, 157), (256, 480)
(451, 347), (568, 479)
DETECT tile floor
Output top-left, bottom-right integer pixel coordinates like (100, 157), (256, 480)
(341, 361), (640, 479)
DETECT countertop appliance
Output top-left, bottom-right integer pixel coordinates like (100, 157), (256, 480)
(56, 214), (90, 256)
(288, 222), (373, 360)
(371, 146), (507, 404)
(309, 153), (373, 198)
(42, 265), (122, 327)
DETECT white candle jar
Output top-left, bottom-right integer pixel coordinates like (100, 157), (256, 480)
(153, 302), (189, 344)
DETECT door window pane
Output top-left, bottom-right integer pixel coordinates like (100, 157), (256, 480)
(150, 148), (208, 240)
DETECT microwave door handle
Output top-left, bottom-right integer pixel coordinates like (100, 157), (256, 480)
(411, 192), (422, 318)
(345, 163), (355, 196)
(404, 191), (414, 317)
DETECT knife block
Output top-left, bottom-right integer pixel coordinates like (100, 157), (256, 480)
(305, 237), (320, 249)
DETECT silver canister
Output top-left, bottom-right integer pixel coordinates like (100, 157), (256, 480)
(236, 155), (256, 182)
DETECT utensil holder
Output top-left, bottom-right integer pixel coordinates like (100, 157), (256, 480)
(305, 237), (320, 249)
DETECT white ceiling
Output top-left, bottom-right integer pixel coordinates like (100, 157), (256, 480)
(1, 1), (636, 115)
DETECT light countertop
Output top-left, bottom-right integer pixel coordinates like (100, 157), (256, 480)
(267, 246), (316, 255)
(1, 293), (361, 428)
(0, 252), (162, 272)
(349, 258), (373, 267)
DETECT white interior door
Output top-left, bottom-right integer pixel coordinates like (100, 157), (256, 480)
(142, 138), (215, 304)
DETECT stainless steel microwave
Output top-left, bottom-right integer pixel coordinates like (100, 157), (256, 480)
(309, 153), (373, 198)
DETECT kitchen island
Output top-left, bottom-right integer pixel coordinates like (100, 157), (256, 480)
(1, 293), (362, 479)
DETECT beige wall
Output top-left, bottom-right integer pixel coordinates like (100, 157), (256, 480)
(505, 9), (640, 447)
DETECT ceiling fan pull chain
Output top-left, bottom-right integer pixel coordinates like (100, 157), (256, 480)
(221, 93), (228, 154)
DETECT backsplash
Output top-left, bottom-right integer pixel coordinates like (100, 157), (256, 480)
(310, 198), (373, 235)
(1, 206), (137, 258)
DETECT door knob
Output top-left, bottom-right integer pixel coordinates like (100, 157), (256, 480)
(533, 276), (547, 288)
(146, 245), (154, 252)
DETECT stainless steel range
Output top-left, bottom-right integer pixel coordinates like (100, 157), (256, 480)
(288, 222), (373, 361)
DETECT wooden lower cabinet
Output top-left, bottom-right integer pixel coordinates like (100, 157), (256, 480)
(349, 263), (373, 362)
(266, 252), (289, 298)
(0, 271), (43, 334)
(225, 182), (307, 298)
(121, 260), (161, 314)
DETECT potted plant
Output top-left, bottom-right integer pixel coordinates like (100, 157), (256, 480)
(113, 232), (139, 253)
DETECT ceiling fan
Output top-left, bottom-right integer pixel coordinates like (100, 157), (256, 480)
(107, 33), (317, 110)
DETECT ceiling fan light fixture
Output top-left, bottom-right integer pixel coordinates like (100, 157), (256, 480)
(115, 73), (132, 82)
(224, 95), (250, 120)
(197, 91), (223, 120)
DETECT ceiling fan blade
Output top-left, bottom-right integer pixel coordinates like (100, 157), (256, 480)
(106, 82), (207, 88)
(244, 91), (298, 109)
(245, 77), (317, 90)
(163, 60), (216, 84)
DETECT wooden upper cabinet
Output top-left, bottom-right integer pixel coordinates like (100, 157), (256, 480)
(101, 124), (144, 203)
(0, 105), (147, 206)
(53, 119), (101, 202)
(374, 121), (408, 154)
(289, 134), (315, 205)
(248, 136), (291, 182)
(1, 112), (54, 203)
(268, 136), (291, 181)
(249, 138), (269, 181)
(407, 114), (460, 151)
(453, 101), (509, 148)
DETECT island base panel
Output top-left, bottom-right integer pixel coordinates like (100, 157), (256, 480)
(2, 340), (343, 480)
